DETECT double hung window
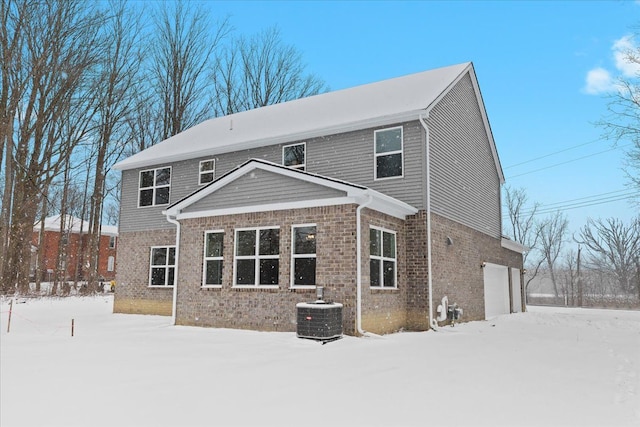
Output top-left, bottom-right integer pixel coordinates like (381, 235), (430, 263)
(203, 231), (224, 286)
(374, 127), (403, 179)
(370, 227), (397, 288)
(283, 143), (306, 170)
(149, 246), (175, 286)
(234, 227), (280, 286)
(139, 167), (171, 207)
(199, 160), (215, 185)
(291, 225), (316, 287)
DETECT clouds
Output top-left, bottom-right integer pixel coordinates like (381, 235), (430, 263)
(584, 35), (640, 95)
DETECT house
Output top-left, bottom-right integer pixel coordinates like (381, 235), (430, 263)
(31, 215), (118, 282)
(112, 62), (526, 335)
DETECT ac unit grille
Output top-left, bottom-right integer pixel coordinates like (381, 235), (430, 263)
(296, 302), (343, 341)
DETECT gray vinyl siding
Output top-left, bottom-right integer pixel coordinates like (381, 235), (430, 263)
(427, 73), (502, 237)
(182, 169), (347, 213)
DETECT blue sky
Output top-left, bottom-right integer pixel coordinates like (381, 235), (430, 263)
(205, 0), (638, 236)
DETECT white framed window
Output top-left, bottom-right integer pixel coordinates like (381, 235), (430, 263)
(291, 224), (316, 288)
(109, 236), (116, 249)
(107, 256), (115, 272)
(149, 246), (176, 287)
(234, 227), (280, 287)
(139, 167), (171, 207)
(369, 226), (397, 288)
(203, 230), (224, 287)
(199, 159), (215, 185)
(374, 126), (403, 180)
(283, 142), (306, 170)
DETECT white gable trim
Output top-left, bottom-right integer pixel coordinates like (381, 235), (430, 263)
(165, 159), (418, 220)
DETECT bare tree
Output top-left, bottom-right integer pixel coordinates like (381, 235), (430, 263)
(537, 211), (569, 298)
(577, 217), (640, 298)
(212, 26), (327, 116)
(151, 0), (229, 140)
(503, 186), (543, 292)
(0, 1), (104, 294)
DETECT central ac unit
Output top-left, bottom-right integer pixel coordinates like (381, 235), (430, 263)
(296, 301), (343, 341)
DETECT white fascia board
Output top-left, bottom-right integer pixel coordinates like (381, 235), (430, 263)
(501, 237), (528, 254)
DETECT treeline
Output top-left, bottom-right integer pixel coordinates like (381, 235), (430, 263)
(0, 0), (326, 294)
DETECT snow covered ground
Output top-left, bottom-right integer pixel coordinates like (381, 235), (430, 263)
(1, 296), (639, 427)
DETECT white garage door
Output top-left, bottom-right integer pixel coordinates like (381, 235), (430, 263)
(510, 268), (522, 313)
(483, 263), (510, 319)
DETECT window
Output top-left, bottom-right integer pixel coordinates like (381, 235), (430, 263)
(370, 227), (397, 288)
(374, 127), (403, 179)
(149, 246), (176, 286)
(234, 227), (279, 286)
(203, 231), (224, 286)
(109, 236), (116, 249)
(199, 159), (215, 185)
(291, 225), (316, 287)
(283, 143), (306, 170)
(139, 167), (171, 207)
(107, 256), (115, 272)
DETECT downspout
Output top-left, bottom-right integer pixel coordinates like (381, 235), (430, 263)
(166, 215), (180, 325)
(356, 192), (377, 336)
(419, 113), (438, 330)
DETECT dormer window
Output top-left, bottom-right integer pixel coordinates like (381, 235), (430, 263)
(374, 127), (403, 179)
(199, 159), (215, 185)
(283, 143), (306, 170)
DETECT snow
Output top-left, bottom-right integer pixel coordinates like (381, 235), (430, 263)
(112, 63), (471, 171)
(34, 214), (118, 236)
(2, 296), (639, 427)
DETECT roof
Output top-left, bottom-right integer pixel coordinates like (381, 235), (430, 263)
(164, 159), (419, 220)
(33, 215), (118, 236)
(113, 62), (479, 171)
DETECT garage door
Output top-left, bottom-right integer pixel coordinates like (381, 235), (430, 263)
(483, 263), (510, 319)
(510, 268), (522, 313)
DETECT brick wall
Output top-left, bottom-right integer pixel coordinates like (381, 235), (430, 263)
(175, 205), (360, 334)
(113, 228), (176, 316)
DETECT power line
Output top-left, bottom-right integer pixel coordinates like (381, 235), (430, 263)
(504, 138), (602, 170)
(506, 144), (631, 179)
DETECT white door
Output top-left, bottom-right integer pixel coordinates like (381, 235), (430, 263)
(483, 263), (510, 319)
(510, 268), (522, 313)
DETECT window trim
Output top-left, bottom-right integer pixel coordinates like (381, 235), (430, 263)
(107, 256), (115, 272)
(108, 236), (116, 249)
(290, 223), (317, 289)
(138, 166), (172, 208)
(374, 126), (404, 181)
(148, 245), (176, 287)
(198, 159), (216, 185)
(233, 226), (280, 288)
(202, 229), (224, 288)
(282, 142), (306, 170)
(369, 226), (398, 289)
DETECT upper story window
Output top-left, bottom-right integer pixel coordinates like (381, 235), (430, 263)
(283, 143), (306, 170)
(199, 159), (215, 185)
(203, 230), (224, 287)
(109, 236), (116, 249)
(139, 167), (171, 207)
(374, 127), (403, 180)
(370, 226), (397, 288)
(234, 227), (280, 287)
(149, 246), (175, 287)
(291, 224), (316, 287)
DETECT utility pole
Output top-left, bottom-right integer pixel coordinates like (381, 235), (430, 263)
(577, 246), (582, 307)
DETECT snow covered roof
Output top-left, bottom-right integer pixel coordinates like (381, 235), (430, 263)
(113, 62), (476, 171)
(33, 215), (118, 236)
(165, 159), (419, 220)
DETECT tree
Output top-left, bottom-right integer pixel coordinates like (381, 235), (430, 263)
(596, 37), (640, 201)
(0, 1), (104, 294)
(537, 211), (569, 299)
(150, 0), (229, 140)
(577, 217), (640, 298)
(211, 26), (327, 116)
